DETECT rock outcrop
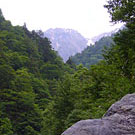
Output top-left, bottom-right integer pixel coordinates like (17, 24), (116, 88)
(62, 94), (135, 135)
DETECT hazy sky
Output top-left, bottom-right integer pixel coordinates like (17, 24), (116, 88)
(0, 0), (123, 38)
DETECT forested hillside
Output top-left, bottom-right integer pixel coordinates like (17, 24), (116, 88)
(0, 0), (135, 135)
(0, 9), (73, 135)
(71, 36), (114, 67)
(42, 0), (135, 134)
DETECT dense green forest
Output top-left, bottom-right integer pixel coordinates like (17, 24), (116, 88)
(0, 0), (135, 135)
(70, 36), (114, 67)
(0, 9), (73, 135)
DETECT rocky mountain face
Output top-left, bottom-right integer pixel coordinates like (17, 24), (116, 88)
(62, 93), (135, 135)
(44, 28), (88, 62)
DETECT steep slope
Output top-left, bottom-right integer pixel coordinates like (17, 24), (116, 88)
(71, 36), (114, 67)
(44, 28), (88, 62)
(0, 9), (73, 135)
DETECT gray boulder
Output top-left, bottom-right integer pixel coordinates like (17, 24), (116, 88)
(62, 94), (135, 135)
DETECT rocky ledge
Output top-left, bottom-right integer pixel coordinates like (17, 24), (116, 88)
(62, 94), (135, 135)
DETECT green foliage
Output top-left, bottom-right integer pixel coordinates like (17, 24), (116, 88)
(0, 111), (13, 135)
(104, 25), (135, 79)
(0, 9), (5, 23)
(0, 64), (15, 89)
(31, 77), (50, 109)
(71, 36), (113, 68)
(42, 1), (135, 135)
(40, 63), (63, 79)
(0, 9), (70, 135)
(0, 3), (135, 135)
(43, 60), (135, 135)
(66, 57), (76, 69)
(104, 0), (135, 23)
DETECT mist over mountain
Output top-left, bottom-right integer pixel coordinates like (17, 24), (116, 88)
(44, 28), (88, 62)
(90, 26), (124, 43)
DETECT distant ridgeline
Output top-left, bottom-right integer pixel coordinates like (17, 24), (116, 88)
(44, 28), (88, 62)
(70, 36), (114, 68)
(0, 0), (134, 134)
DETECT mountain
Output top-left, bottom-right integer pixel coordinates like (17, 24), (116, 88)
(91, 30), (117, 43)
(90, 26), (124, 43)
(70, 36), (114, 68)
(44, 28), (88, 62)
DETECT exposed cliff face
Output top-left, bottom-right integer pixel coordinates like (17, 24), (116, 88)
(44, 28), (88, 62)
(62, 94), (135, 135)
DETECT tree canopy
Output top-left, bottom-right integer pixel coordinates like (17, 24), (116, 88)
(0, 1), (135, 134)
(104, 0), (135, 23)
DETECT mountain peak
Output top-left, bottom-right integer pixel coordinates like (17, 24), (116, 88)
(44, 28), (88, 62)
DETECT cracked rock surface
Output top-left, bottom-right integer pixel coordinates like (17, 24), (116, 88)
(62, 94), (135, 135)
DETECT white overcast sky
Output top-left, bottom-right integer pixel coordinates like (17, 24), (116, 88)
(0, 0), (123, 38)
